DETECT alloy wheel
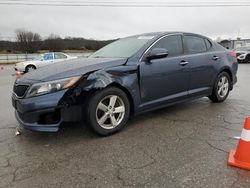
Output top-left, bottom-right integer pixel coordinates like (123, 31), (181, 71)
(27, 66), (35, 72)
(217, 76), (229, 98)
(96, 95), (125, 129)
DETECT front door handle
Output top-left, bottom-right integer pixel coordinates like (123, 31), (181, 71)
(180, 60), (189, 66)
(212, 56), (219, 61)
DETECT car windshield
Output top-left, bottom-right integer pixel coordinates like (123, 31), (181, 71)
(89, 36), (154, 58)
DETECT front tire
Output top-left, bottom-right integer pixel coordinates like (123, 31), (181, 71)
(209, 72), (231, 103)
(245, 55), (250, 63)
(25, 65), (36, 72)
(86, 87), (130, 136)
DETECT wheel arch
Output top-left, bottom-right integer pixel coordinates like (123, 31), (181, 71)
(106, 82), (135, 115)
(76, 80), (136, 116)
(246, 53), (250, 61)
(218, 67), (233, 90)
(79, 68), (139, 115)
(25, 64), (36, 71)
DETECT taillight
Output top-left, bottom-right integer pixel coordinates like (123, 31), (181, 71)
(229, 51), (237, 59)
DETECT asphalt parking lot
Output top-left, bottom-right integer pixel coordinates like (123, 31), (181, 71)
(0, 64), (250, 188)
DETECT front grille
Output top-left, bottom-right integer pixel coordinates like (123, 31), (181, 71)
(13, 84), (29, 97)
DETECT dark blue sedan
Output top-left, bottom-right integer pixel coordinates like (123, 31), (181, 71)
(12, 32), (238, 135)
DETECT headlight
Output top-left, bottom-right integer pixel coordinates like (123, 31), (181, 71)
(16, 62), (24, 66)
(25, 76), (81, 98)
(238, 54), (246, 59)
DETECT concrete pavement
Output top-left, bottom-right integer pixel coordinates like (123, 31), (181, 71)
(1, 64), (250, 187)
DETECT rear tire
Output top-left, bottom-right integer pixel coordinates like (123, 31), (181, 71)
(85, 87), (130, 136)
(209, 72), (231, 103)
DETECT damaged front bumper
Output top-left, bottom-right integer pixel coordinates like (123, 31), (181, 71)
(12, 89), (81, 132)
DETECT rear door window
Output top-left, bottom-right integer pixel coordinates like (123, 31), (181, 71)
(205, 39), (212, 50)
(184, 36), (207, 54)
(151, 35), (183, 57)
(55, 53), (67, 59)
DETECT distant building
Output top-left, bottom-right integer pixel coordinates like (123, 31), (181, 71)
(219, 38), (250, 49)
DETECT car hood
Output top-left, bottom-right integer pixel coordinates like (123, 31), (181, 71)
(16, 57), (128, 84)
(17, 60), (40, 66)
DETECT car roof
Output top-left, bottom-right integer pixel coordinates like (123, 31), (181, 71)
(126, 31), (211, 40)
(44, 52), (67, 55)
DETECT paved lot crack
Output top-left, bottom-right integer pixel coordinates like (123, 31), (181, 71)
(205, 140), (227, 153)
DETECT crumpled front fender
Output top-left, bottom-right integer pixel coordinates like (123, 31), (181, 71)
(83, 65), (138, 90)
(60, 64), (141, 114)
(79, 65), (141, 112)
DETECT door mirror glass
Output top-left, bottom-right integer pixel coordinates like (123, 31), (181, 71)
(147, 48), (168, 60)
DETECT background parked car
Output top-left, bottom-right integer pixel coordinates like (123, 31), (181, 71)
(234, 46), (250, 63)
(14, 52), (77, 72)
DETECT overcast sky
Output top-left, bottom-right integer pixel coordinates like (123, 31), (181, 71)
(0, 0), (250, 41)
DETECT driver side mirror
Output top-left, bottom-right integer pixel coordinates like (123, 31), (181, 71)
(146, 48), (168, 60)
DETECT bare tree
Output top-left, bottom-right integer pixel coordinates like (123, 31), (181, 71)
(43, 34), (64, 52)
(0, 30), (114, 52)
(15, 29), (42, 53)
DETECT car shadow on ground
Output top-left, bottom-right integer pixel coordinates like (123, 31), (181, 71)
(17, 97), (215, 144)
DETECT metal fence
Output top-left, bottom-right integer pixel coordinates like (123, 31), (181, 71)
(0, 53), (91, 64)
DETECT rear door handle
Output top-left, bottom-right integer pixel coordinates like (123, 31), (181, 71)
(212, 56), (219, 61)
(180, 60), (189, 66)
